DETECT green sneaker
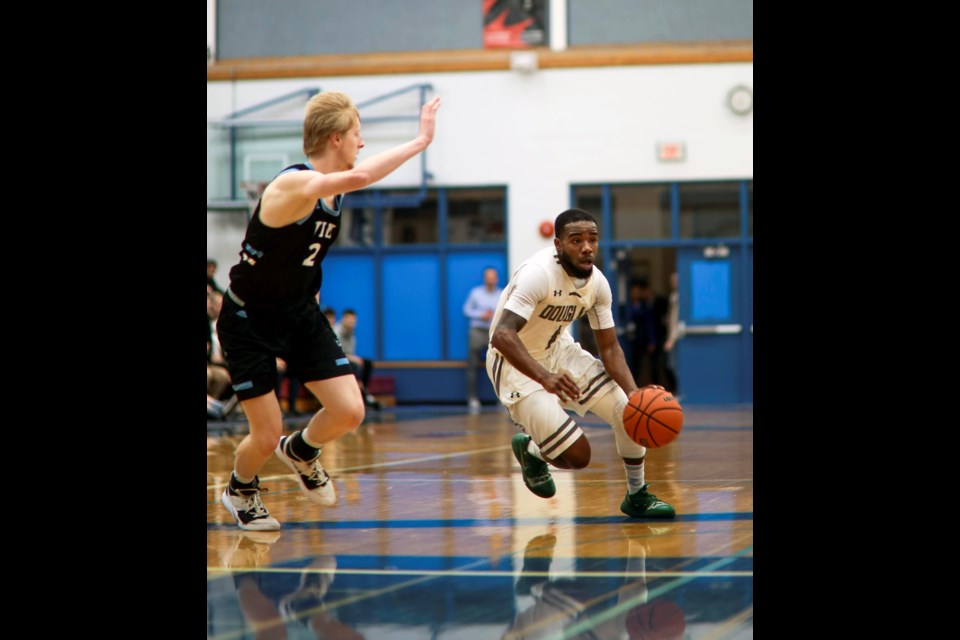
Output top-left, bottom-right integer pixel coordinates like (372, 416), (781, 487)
(512, 434), (556, 498)
(620, 484), (676, 518)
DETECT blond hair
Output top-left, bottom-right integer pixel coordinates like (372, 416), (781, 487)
(302, 91), (359, 156)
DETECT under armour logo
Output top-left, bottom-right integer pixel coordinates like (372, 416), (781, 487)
(553, 289), (562, 297)
(509, 391), (521, 398)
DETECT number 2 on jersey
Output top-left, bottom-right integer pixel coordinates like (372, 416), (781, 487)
(303, 243), (321, 267)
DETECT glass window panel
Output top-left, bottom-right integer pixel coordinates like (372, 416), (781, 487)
(447, 188), (506, 244)
(678, 182), (741, 238)
(572, 186), (604, 236)
(337, 207), (375, 247)
(611, 184), (671, 240)
(382, 192), (438, 245)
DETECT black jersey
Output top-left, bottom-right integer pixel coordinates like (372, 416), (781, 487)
(227, 164), (342, 309)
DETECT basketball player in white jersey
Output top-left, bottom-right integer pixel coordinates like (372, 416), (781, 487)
(486, 209), (675, 517)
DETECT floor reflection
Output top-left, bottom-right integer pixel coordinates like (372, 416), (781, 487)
(207, 525), (752, 639)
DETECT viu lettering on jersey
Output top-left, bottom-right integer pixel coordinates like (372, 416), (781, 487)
(315, 221), (337, 239)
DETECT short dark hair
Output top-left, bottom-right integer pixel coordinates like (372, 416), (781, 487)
(554, 208), (597, 238)
(207, 258), (217, 267)
(321, 307), (335, 317)
(342, 308), (357, 317)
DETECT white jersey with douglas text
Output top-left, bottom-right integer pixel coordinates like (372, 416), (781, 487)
(488, 246), (615, 361)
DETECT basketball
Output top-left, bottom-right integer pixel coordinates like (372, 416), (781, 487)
(626, 598), (686, 640)
(622, 386), (683, 448)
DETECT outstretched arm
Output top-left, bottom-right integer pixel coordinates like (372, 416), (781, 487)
(263, 97), (442, 224)
(314, 95), (441, 196)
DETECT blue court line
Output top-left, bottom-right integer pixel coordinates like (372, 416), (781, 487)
(207, 512), (752, 530)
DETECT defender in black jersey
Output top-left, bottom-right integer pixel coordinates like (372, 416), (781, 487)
(217, 91), (442, 530)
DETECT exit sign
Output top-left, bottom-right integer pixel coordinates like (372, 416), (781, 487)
(657, 141), (686, 162)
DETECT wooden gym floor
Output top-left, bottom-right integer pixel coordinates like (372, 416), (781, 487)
(206, 403), (753, 639)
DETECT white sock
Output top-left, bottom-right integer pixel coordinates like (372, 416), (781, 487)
(527, 439), (545, 461)
(624, 461), (645, 494)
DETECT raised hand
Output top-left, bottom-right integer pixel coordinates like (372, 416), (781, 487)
(418, 96), (442, 145)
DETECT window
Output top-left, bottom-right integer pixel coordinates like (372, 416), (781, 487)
(612, 185), (671, 240)
(382, 193), (438, 245)
(573, 186), (603, 236)
(338, 207), (374, 247)
(447, 188), (506, 244)
(678, 182), (741, 238)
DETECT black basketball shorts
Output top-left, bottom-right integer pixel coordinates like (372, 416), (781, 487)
(216, 293), (354, 401)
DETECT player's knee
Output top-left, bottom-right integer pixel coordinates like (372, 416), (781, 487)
(555, 437), (591, 469)
(250, 429), (282, 458)
(334, 396), (365, 431)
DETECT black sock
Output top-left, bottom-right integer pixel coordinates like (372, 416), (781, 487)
(230, 473), (257, 491)
(287, 430), (321, 461)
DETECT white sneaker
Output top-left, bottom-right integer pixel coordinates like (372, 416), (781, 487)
(275, 435), (337, 506)
(221, 480), (281, 531)
(468, 398), (481, 414)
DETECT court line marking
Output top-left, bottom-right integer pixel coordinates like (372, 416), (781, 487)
(207, 560), (752, 639)
(702, 604), (754, 640)
(498, 534), (754, 638)
(206, 511), (754, 527)
(206, 444), (512, 491)
(208, 567), (752, 579)
(493, 528), (751, 640)
(559, 544), (754, 639)
(208, 554), (497, 640)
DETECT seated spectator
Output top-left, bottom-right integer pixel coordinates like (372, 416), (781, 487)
(333, 309), (380, 409)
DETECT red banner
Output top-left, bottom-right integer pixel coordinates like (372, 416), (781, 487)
(483, 0), (547, 48)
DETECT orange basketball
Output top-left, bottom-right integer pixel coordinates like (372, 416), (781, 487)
(622, 386), (683, 448)
(625, 598), (686, 640)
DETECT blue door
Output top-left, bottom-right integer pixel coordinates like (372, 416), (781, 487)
(676, 245), (752, 404)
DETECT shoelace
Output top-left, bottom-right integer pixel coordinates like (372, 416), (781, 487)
(631, 485), (664, 508)
(530, 473), (552, 485)
(285, 439), (329, 486)
(521, 452), (551, 485)
(293, 457), (329, 486)
(242, 491), (270, 517)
